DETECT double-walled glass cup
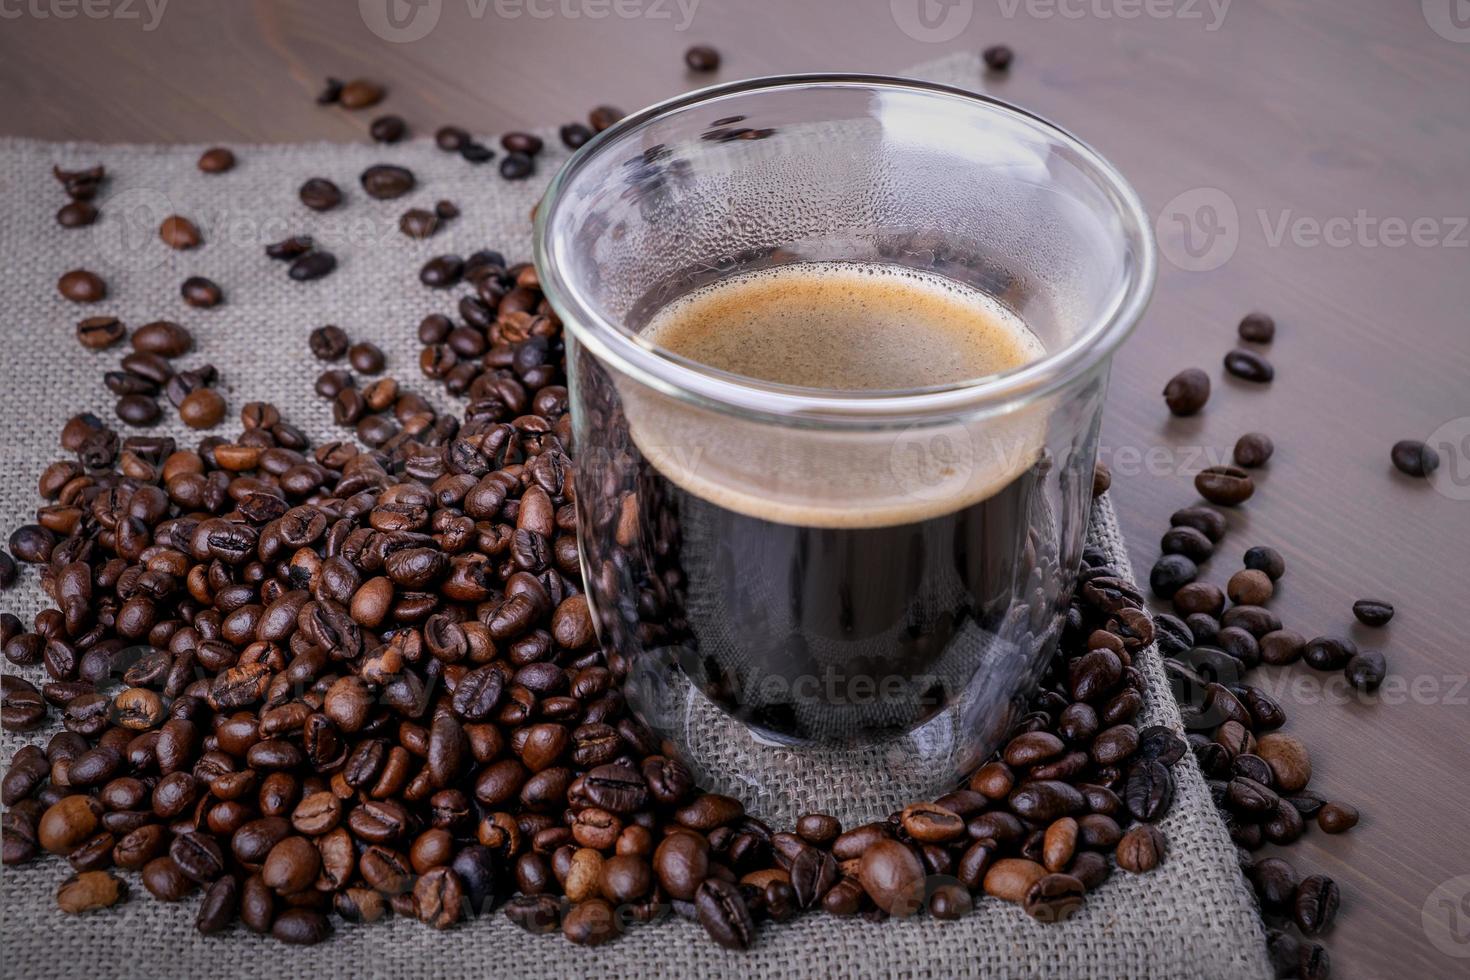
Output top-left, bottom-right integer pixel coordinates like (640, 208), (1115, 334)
(534, 75), (1154, 820)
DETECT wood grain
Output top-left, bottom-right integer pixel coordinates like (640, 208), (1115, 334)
(3, 0), (1469, 975)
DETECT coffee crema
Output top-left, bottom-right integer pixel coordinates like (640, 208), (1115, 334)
(642, 262), (1045, 391)
(622, 262), (1049, 530)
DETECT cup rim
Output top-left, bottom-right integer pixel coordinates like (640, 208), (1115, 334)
(533, 73), (1156, 425)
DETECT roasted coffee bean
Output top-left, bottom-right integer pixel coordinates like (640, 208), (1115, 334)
(1161, 526), (1213, 562)
(460, 140), (494, 163)
(198, 147), (235, 173)
(983, 44), (1014, 70)
(1171, 505), (1227, 542)
(76, 316), (126, 350)
(1344, 649), (1387, 691)
(1352, 598), (1394, 627)
(1238, 312), (1275, 343)
(309, 325), (349, 361)
(1115, 824), (1166, 873)
(132, 320), (193, 357)
(116, 394), (161, 427)
(562, 897), (621, 946)
(1163, 368), (1209, 416)
(1317, 802), (1359, 834)
(421, 255), (464, 288)
(57, 200), (99, 227)
(159, 215), (202, 250)
(1226, 569), (1273, 606)
(266, 235), (314, 260)
(501, 132), (544, 156)
(170, 831), (225, 882)
(500, 153), (534, 181)
(338, 79), (383, 109)
(181, 276), (223, 308)
(685, 45), (721, 71)
(858, 841), (926, 919)
(560, 123), (594, 149)
(58, 269), (107, 303)
(1240, 545), (1284, 581)
(299, 177), (342, 211)
(349, 342), (386, 374)
(1256, 734), (1311, 792)
(290, 252), (337, 281)
(1224, 348), (1274, 383)
(272, 908), (332, 945)
(1195, 466), (1254, 506)
(589, 105), (625, 131)
(361, 164), (416, 199)
(370, 115), (407, 143)
(1390, 439), (1439, 477)
(1302, 636), (1355, 672)
(57, 870), (126, 913)
(1233, 432), (1274, 468)
(435, 126), (469, 151)
(142, 856), (196, 901)
(179, 388), (227, 430)
(1149, 554), (1198, 599)
(1294, 874), (1339, 936)
(196, 874), (239, 934)
(400, 209), (439, 239)
(695, 877), (753, 948)
(1124, 762), (1174, 822)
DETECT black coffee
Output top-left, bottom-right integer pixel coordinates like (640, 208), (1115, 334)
(608, 263), (1052, 744)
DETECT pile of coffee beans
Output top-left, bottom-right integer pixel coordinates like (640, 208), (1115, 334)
(2, 244), (1188, 953)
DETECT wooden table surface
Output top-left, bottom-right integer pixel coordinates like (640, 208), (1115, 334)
(4, 1), (1468, 975)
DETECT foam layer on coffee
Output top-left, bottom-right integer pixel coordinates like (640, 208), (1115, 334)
(623, 262), (1050, 529)
(642, 262), (1045, 391)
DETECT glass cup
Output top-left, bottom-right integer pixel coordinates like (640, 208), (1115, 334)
(534, 75), (1154, 820)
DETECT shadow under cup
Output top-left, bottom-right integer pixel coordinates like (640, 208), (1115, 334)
(534, 75), (1155, 814)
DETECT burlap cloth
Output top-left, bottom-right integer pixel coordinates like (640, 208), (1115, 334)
(0, 53), (1271, 979)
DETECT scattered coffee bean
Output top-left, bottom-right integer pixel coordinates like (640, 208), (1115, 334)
(54, 163), (105, 199)
(1344, 649), (1386, 691)
(159, 215), (202, 250)
(265, 235), (314, 260)
(560, 123), (594, 150)
(589, 105), (624, 132)
(58, 269), (106, 303)
(1390, 439), (1439, 477)
(309, 325), (350, 361)
(500, 153), (534, 180)
(299, 177), (343, 211)
(197, 147), (236, 173)
(348, 342), (386, 375)
(685, 45), (721, 72)
(1163, 368), (1210, 416)
(361, 164), (416, 200)
(57, 870), (126, 913)
(1092, 460), (1111, 497)
(1238, 312), (1275, 343)
(1224, 349), (1274, 383)
(316, 77), (343, 104)
(369, 115), (407, 143)
(1161, 526), (1213, 562)
(181, 277), (223, 308)
(131, 320), (193, 357)
(435, 126), (469, 151)
(460, 141), (495, 164)
(1233, 433), (1274, 468)
(115, 395), (161, 427)
(1150, 554), (1198, 599)
(76, 316), (126, 351)
(1195, 465), (1254, 506)
(57, 201), (98, 228)
(1317, 803), (1359, 834)
(179, 389), (227, 430)
(983, 44), (1015, 71)
(502, 132), (544, 156)
(1351, 599), (1393, 627)
(338, 79), (384, 109)
(289, 251), (337, 282)
(1226, 569), (1273, 606)
(1171, 505), (1227, 542)
(400, 209), (439, 239)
